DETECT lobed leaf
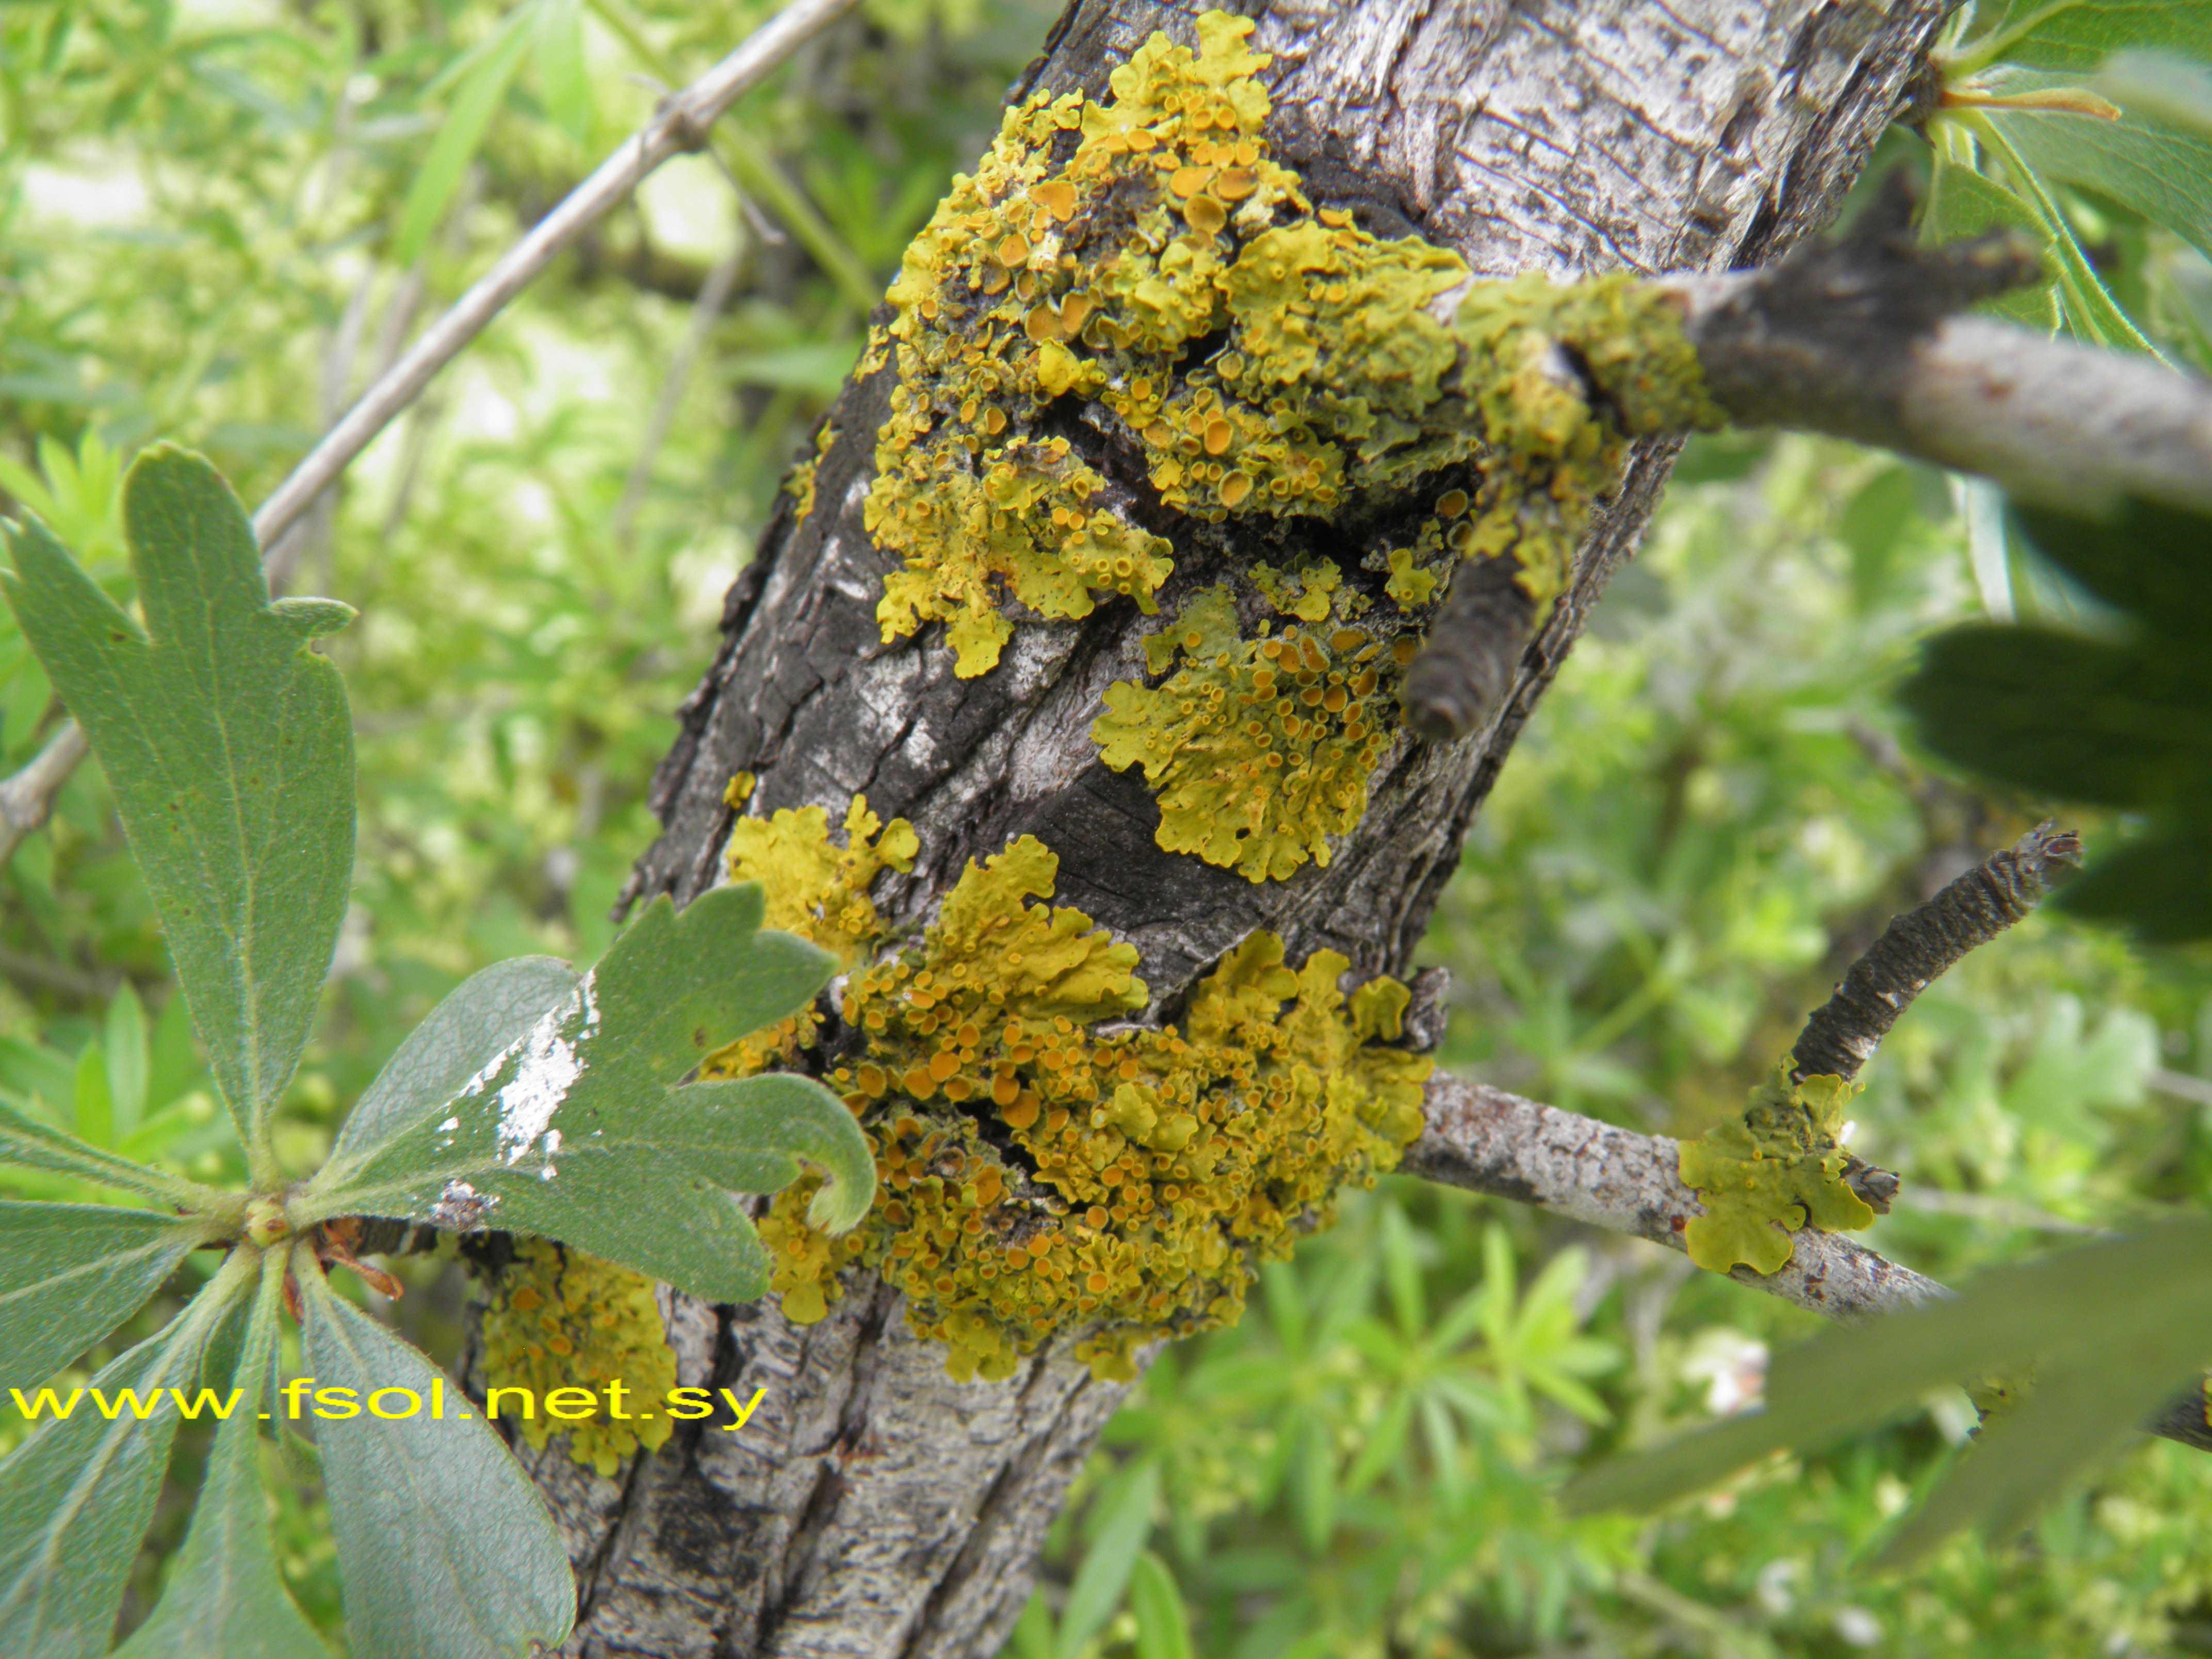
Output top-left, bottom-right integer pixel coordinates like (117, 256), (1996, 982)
(328, 955), (580, 1163)
(0, 1202), (208, 1395)
(300, 885), (871, 1302)
(1, 447), (355, 1160)
(297, 1262), (574, 1659)
(111, 1255), (328, 1658)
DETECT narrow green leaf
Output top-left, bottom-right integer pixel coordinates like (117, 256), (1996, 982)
(104, 985), (148, 1139)
(71, 1044), (111, 1150)
(297, 1263), (575, 1659)
(1897, 625), (2207, 808)
(1873, 1313), (2212, 1567)
(1971, 113), (2161, 352)
(301, 886), (870, 1304)
(1128, 1551), (1195, 1659)
(0, 1250), (251, 1659)
(532, 0), (591, 144)
(1986, 72), (2212, 259)
(1056, 1461), (1160, 1659)
(0, 447), (356, 1163)
(0, 1202), (205, 1392)
(395, 19), (534, 265)
(0, 1097), (202, 1204)
(1564, 1218), (2212, 1519)
(111, 1256), (328, 1658)
(328, 955), (579, 1164)
(2012, 495), (2212, 638)
(1969, 2), (2212, 75)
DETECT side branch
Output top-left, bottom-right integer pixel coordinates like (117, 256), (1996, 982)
(0, 0), (857, 870)
(1664, 196), (2212, 516)
(1404, 1072), (2212, 1454)
(1791, 823), (2080, 1084)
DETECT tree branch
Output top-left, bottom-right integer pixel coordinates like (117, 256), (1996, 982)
(0, 0), (858, 871)
(1791, 822), (2080, 1084)
(1404, 1071), (2212, 1454)
(1665, 183), (2212, 516)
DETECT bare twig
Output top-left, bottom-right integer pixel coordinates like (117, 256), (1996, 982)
(1405, 1070), (2212, 1453)
(252, 0), (860, 550)
(0, 0), (859, 869)
(0, 723), (88, 867)
(1790, 823), (2081, 1084)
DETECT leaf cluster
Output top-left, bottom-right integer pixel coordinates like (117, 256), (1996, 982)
(0, 446), (873, 1657)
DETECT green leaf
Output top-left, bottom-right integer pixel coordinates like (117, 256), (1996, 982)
(1922, 154), (2061, 330)
(0, 1201), (206, 1391)
(1, 447), (356, 1165)
(2055, 831), (2212, 940)
(395, 16), (534, 265)
(329, 955), (579, 1162)
(1969, 112), (2161, 352)
(2012, 495), (2212, 638)
(297, 1262), (574, 1659)
(1966, 2), (2212, 75)
(532, 0), (591, 144)
(111, 1256), (328, 1658)
(1056, 1461), (1160, 1659)
(1985, 71), (2212, 259)
(72, 1043), (111, 1150)
(1563, 1217), (2212, 1526)
(0, 1098), (204, 1205)
(1128, 1551), (1195, 1659)
(301, 885), (873, 1303)
(103, 984), (148, 1140)
(0, 1250), (252, 1659)
(1896, 625), (2207, 809)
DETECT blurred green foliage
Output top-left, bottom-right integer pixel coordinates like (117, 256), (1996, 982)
(4, 0), (2212, 1652)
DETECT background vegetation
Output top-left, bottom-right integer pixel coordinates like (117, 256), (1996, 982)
(4, 0), (2212, 1652)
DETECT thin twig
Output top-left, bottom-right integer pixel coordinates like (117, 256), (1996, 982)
(1790, 823), (2080, 1084)
(252, 0), (861, 551)
(1404, 1070), (2212, 1454)
(0, 0), (859, 869)
(0, 723), (88, 867)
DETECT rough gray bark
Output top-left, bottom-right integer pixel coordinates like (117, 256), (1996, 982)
(550, 4), (1954, 1654)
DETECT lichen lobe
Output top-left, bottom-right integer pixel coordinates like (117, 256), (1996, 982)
(710, 794), (1432, 1383)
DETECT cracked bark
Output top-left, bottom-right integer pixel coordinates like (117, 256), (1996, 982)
(541, 3), (1954, 1653)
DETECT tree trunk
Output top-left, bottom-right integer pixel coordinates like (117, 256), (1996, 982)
(539, 3), (1949, 1653)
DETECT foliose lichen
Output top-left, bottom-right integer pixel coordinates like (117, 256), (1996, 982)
(1678, 1063), (1877, 1276)
(706, 796), (1430, 1382)
(479, 1236), (678, 1476)
(786, 418), (838, 525)
(1092, 571), (1409, 882)
(858, 8), (1716, 883)
(862, 10), (1715, 671)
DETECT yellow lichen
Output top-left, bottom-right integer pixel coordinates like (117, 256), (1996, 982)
(480, 1238), (678, 1477)
(707, 804), (1430, 1384)
(786, 419), (838, 524)
(706, 791), (919, 1072)
(1091, 575), (1394, 882)
(863, 10), (1717, 681)
(1678, 1064), (1876, 1276)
